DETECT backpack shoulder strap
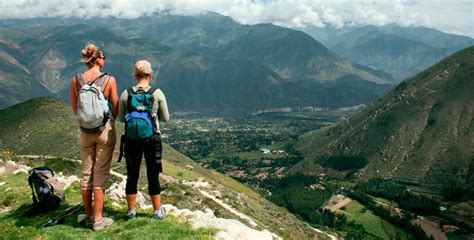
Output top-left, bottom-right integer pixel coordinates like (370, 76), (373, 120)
(28, 175), (39, 204)
(127, 87), (136, 95)
(102, 75), (111, 90)
(90, 72), (108, 86)
(97, 73), (111, 99)
(126, 87), (136, 113)
(146, 87), (158, 126)
(76, 74), (86, 88)
(147, 87), (157, 95)
(96, 73), (110, 87)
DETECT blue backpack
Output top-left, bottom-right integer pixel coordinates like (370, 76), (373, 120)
(124, 87), (158, 140)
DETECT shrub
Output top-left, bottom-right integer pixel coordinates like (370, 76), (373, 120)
(323, 155), (369, 171)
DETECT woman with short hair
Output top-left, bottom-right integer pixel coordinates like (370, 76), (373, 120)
(118, 60), (169, 220)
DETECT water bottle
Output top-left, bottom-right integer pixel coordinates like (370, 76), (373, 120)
(153, 133), (162, 164)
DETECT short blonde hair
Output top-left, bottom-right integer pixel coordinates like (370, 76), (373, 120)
(80, 43), (103, 68)
(134, 60), (153, 79)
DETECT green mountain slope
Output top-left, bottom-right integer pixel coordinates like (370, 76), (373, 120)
(215, 23), (393, 88)
(0, 97), (331, 239)
(293, 46), (474, 189)
(0, 98), (78, 157)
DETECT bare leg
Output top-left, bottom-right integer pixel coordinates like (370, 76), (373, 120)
(151, 194), (161, 210)
(127, 194), (137, 211)
(82, 189), (93, 219)
(93, 189), (105, 221)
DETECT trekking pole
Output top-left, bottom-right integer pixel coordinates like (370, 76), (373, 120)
(41, 203), (83, 228)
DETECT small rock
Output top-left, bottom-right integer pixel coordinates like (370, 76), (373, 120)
(55, 175), (79, 190)
(108, 182), (126, 203)
(160, 174), (177, 186)
(182, 179), (210, 188)
(211, 190), (222, 198)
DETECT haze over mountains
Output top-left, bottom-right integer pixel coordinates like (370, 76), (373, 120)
(302, 24), (474, 81)
(294, 46), (474, 189)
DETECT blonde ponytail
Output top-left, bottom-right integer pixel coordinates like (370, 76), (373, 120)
(80, 43), (102, 68)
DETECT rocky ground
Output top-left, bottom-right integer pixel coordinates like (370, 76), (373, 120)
(0, 156), (337, 239)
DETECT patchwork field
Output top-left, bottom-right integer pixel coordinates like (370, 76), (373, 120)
(343, 201), (412, 240)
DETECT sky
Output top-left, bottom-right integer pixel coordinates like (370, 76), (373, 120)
(1, 0), (473, 37)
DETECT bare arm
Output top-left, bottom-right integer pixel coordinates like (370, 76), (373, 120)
(106, 76), (119, 118)
(69, 76), (78, 114)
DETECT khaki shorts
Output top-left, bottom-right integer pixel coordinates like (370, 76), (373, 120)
(79, 121), (116, 190)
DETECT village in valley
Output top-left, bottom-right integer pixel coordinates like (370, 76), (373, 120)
(162, 110), (340, 183)
(162, 112), (474, 239)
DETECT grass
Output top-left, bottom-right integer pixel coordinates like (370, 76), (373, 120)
(208, 171), (258, 199)
(0, 152), (324, 240)
(370, 195), (398, 206)
(260, 141), (287, 151)
(0, 98), (80, 159)
(343, 201), (413, 240)
(162, 161), (203, 182)
(0, 169), (216, 239)
(1, 211), (216, 240)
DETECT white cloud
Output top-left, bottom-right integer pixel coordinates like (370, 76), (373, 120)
(0, 0), (472, 37)
(322, 6), (344, 28)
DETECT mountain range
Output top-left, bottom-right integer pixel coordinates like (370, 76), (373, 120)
(0, 13), (395, 111)
(1, 12), (471, 113)
(293, 46), (474, 189)
(302, 24), (474, 81)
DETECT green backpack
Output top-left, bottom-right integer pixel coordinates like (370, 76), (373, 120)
(124, 87), (157, 140)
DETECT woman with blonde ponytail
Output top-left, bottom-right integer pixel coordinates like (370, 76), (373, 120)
(69, 43), (118, 231)
(118, 60), (169, 220)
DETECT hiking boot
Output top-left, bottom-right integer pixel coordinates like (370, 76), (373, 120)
(92, 217), (114, 231)
(77, 214), (94, 226)
(126, 210), (136, 220)
(151, 208), (165, 220)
